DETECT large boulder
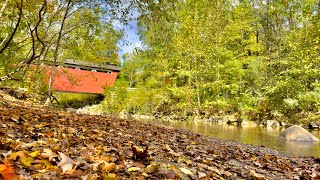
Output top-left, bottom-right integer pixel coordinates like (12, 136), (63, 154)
(280, 125), (319, 142)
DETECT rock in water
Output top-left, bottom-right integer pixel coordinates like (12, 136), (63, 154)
(280, 125), (319, 142)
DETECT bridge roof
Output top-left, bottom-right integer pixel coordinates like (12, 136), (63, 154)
(63, 59), (120, 72)
(41, 59), (120, 72)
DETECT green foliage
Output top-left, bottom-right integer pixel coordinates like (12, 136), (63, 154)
(53, 92), (102, 109)
(61, 7), (122, 65)
(101, 76), (129, 114)
(22, 66), (48, 97)
(0, 0), (125, 96)
(109, 0), (320, 124)
(298, 87), (320, 113)
(124, 88), (156, 114)
(1, 0), (320, 124)
(100, 74), (166, 115)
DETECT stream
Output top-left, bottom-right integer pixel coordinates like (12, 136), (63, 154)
(141, 119), (320, 158)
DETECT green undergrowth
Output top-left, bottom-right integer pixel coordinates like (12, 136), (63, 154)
(53, 92), (103, 109)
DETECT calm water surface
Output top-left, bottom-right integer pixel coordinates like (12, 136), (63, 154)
(142, 119), (320, 158)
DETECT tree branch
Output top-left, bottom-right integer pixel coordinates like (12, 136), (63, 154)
(62, 22), (92, 36)
(0, 0), (47, 82)
(0, 0), (23, 54)
(35, 0), (47, 47)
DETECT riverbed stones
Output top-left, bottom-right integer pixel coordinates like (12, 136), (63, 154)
(240, 120), (258, 127)
(259, 120), (280, 127)
(279, 121), (287, 127)
(227, 119), (240, 125)
(308, 122), (320, 129)
(225, 115), (240, 125)
(66, 108), (77, 113)
(241, 120), (250, 126)
(280, 125), (319, 142)
(266, 120), (280, 127)
(76, 104), (104, 116)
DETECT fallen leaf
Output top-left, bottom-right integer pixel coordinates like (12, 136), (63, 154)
(254, 161), (262, 167)
(223, 170), (232, 177)
(81, 171), (95, 180)
(31, 173), (44, 179)
(104, 163), (116, 172)
(41, 159), (54, 170)
(133, 162), (145, 168)
(81, 174), (89, 180)
(165, 145), (180, 157)
(166, 169), (176, 179)
(0, 164), (18, 180)
(64, 169), (77, 175)
(103, 173), (117, 180)
(46, 131), (55, 138)
(128, 167), (142, 172)
(52, 145), (61, 152)
(0, 164), (8, 172)
(36, 169), (47, 173)
(8, 151), (26, 161)
(145, 164), (160, 174)
(29, 151), (40, 157)
(57, 152), (74, 173)
(20, 157), (33, 167)
(29, 164), (45, 171)
(207, 166), (221, 175)
(184, 159), (192, 166)
(248, 170), (266, 180)
(198, 171), (207, 179)
(179, 167), (193, 176)
(1, 151), (12, 157)
(41, 149), (58, 161)
(131, 144), (149, 160)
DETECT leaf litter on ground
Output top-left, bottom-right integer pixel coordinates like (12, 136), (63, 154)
(0, 94), (320, 179)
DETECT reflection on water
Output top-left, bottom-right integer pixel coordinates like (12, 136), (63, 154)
(142, 119), (320, 157)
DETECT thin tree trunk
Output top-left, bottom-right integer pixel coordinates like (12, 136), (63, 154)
(129, 69), (133, 88)
(0, 34), (8, 48)
(45, 0), (72, 106)
(0, 0), (9, 19)
(196, 76), (201, 114)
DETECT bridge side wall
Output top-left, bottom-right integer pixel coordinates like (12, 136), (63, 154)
(44, 66), (118, 94)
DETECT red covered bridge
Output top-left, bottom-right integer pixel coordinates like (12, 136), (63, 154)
(42, 60), (120, 94)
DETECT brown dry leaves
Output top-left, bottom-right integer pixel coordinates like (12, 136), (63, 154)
(0, 102), (320, 179)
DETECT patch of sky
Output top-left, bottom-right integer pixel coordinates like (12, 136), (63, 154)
(113, 9), (142, 61)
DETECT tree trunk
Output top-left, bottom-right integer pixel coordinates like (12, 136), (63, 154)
(45, 0), (72, 106)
